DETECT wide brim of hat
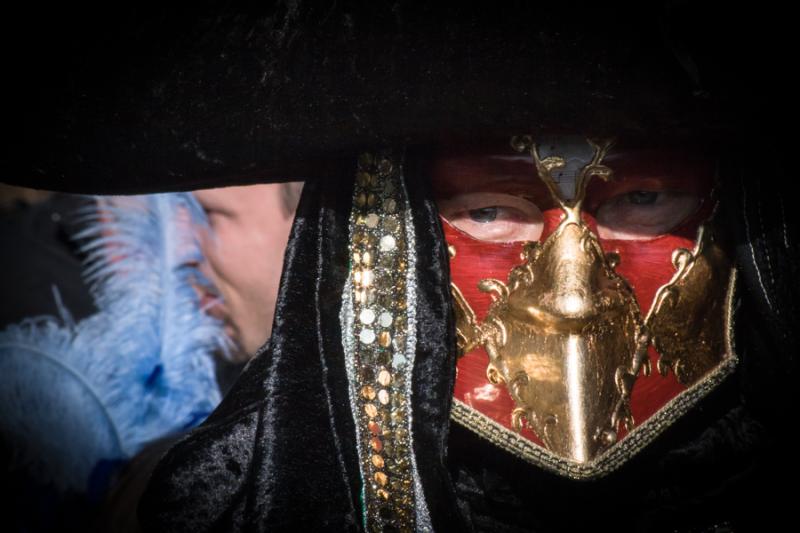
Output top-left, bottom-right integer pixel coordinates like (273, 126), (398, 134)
(1, 2), (786, 194)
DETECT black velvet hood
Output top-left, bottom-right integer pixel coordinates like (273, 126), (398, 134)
(3, 2), (796, 531)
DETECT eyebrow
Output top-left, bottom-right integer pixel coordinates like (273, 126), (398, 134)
(432, 173), (558, 210)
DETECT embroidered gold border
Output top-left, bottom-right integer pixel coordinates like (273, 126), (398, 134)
(450, 268), (739, 480)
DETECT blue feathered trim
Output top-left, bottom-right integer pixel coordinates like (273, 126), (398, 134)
(0, 193), (229, 492)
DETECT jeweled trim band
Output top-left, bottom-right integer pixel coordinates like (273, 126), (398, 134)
(341, 152), (422, 532)
(451, 268), (739, 480)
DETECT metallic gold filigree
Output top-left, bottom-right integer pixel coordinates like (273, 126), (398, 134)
(451, 283), (482, 356)
(647, 225), (732, 385)
(451, 264), (737, 479)
(451, 137), (736, 469)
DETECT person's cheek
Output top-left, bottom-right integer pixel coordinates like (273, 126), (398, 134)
(195, 228), (218, 288)
(203, 227), (243, 320)
(206, 224), (239, 285)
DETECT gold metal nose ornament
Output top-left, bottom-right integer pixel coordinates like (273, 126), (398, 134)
(450, 136), (736, 470)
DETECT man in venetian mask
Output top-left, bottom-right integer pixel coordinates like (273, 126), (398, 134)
(433, 139), (732, 469)
(3, 3), (796, 532)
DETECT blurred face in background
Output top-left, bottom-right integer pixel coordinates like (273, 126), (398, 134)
(193, 182), (302, 361)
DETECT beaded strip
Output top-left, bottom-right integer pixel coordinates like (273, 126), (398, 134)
(341, 152), (419, 532)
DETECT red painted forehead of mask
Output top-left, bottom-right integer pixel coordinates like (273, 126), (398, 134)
(431, 144), (717, 438)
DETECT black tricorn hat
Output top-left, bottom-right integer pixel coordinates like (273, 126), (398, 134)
(1, 2), (786, 194)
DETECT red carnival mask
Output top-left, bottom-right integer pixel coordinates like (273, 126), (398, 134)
(434, 137), (737, 478)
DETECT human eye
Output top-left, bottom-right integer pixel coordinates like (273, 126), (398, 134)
(193, 192), (234, 231)
(200, 206), (225, 225)
(438, 192), (543, 242)
(596, 189), (700, 240)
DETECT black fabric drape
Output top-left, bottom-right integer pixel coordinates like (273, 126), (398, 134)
(139, 174), (362, 531)
(140, 145), (798, 532)
(139, 162), (471, 532)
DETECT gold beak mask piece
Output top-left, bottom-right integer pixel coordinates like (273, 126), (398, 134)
(450, 137), (736, 474)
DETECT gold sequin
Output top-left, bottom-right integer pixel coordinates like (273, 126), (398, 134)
(359, 367), (375, 382)
(356, 288), (376, 305)
(375, 472), (388, 486)
(364, 404), (378, 418)
(362, 251), (373, 265)
(393, 333), (406, 350)
(365, 213), (380, 228)
(357, 171), (372, 186)
(371, 454), (384, 469)
(361, 269), (374, 286)
(378, 370), (392, 387)
(361, 385), (376, 400)
(384, 218), (399, 232)
(354, 231), (372, 246)
(377, 489), (390, 501)
(382, 442), (394, 457)
(379, 331), (391, 347)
